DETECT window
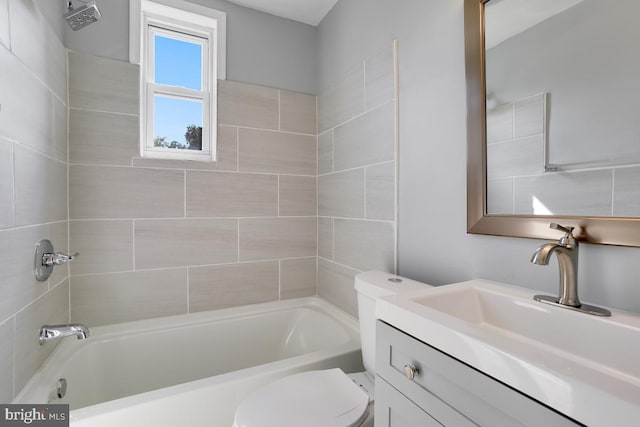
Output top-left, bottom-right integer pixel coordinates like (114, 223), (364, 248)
(130, 0), (226, 162)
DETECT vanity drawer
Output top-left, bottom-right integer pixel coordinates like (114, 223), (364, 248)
(376, 321), (581, 427)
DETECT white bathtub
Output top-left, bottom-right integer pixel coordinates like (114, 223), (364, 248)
(14, 297), (363, 426)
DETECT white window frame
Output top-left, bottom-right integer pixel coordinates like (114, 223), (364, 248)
(130, 0), (227, 162)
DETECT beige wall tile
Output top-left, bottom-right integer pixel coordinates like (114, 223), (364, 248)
(14, 145), (67, 226)
(239, 217), (316, 261)
(239, 128), (316, 175)
(131, 157), (218, 171)
(487, 178), (514, 215)
(365, 47), (394, 111)
(514, 170), (613, 216)
(334, 219), (394, 272)
(318, 65), (364, 132)
(333, 102), (394, 171)
(366, 162), (395, 220)
(0, 138), (14, 228)
(48, 221), (69, 287)
(186, 171), (277, 217)
(514, 94), (545, 139)
(14, 281), (69, 393)
(279, 175), (317, 216)
(9, 0), (66, 102)
(318, 130), (333, 175)
(189, 261), (279, 312)
(280, 90), (317, 135)
(317, 258), (359, 317)
(0, 225), (52, 321)
(487, 135), (544, 180)
(69, 109), (138, 166)
(281, 257), (317, 299)
(71, 269), (188, 327)
(217, 126), (238, 172)
(68, 51), (139, 114)
(614, 166), (640, 216)
(70, 220), (133, 275)
(319, 169), (365, 218)
(0, 317), (14, 401)
(318, 217), (333, 260)
(218, 80), (278, 130)
(69, 165), (184, 219)
(0, 47), (66, 162)
(486, 103), (514, 144)
(135, 219), (238, 269)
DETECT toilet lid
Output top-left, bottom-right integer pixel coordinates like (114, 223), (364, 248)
(233, 369), (369, 427)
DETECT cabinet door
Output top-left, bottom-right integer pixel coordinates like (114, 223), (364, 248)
(375, 376), (442, 427)
(376, 321), (582, 427)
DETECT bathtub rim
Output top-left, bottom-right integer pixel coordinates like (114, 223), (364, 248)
(13, 296), (362, 414)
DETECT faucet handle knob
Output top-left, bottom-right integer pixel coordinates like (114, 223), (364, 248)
(550, 223), (577, 246)
(550, 223), (574, 235)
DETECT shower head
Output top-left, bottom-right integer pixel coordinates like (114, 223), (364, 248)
(64, 1), (101, 31)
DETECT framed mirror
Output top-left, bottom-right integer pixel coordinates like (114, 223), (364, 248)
(464, 0), (640, 246)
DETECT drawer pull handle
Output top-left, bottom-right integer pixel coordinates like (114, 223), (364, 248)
(403, 364), (420, 380)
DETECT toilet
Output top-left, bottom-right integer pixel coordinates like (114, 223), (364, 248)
(233, 270), (431, 427)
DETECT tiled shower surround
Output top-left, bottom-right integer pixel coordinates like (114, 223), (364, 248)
(317, 47), (397, 316)
(68, 51), (318, 327)
(0, 15), (396, 400)
(0, 0), (70, 402)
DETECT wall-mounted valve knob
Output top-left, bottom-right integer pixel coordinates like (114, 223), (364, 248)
(42, 251), (79, 266)
(35, 239), (79, 282)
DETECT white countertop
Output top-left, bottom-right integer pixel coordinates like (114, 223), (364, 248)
(375, 279), (640, 427)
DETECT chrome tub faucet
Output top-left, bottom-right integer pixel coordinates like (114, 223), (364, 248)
(40, 324), (90, 345)
(531, 223), (610, 316)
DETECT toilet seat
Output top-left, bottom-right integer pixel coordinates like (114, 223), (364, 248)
(233, 369), (370, 427)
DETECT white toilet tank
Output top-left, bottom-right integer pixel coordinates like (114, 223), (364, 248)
(354, 271), (431, 376)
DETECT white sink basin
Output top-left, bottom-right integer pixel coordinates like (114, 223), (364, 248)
(376, 279), (640, 427)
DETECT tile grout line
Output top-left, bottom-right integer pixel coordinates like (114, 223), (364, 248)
(132, 219), (136, 271)
(235, 127), (239, 172)
(278, 259), (282, 300)
(363, 60), (367, 112)
(363, 167), (367, 219)
(66, 48), (71, 322)
(186, 267), (190, 314)
(611, 169), (615, 216)
(237, 218), (240, 263)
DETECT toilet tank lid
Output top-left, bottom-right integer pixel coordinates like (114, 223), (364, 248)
(355, 271), (431, 299)
(233, 369), (369, 427)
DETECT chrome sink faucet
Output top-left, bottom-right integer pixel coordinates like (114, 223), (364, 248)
(531, 223), (611, 316)
(40, 324), (90, 345)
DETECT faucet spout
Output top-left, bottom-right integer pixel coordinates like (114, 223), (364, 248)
(530, 243), (562, 265)
(531, 223), (611, 316)
(40, 324), (90, 345)
(532, 242), (580, 307)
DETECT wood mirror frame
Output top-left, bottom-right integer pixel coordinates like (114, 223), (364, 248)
(464, 0), (640, 247)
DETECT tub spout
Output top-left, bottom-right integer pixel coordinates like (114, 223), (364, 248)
(40, 324), (90, 345)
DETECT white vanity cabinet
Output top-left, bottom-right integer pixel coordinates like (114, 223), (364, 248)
(375, 321), (582, 427)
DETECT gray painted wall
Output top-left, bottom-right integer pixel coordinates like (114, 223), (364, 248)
(318, 0), (640, 314)
(64, 0), (317, 94)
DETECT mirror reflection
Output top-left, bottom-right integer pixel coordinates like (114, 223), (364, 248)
(484, 0), (640, 217)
